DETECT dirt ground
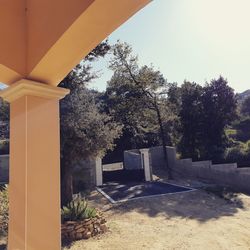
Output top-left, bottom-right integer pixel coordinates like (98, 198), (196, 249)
(63, 179), (250, 250)
(1, 179), (250, 250)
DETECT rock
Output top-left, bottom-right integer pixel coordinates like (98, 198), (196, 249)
(75, 232), (83, 240)
(100, 224), (108, 233)
(83, 231), (92, 239)
(61, 214), (108, 241)
(65, 221), (77, 226)
(76, 227), (86, 233)
(75, 224), (83, 231)
(83, 219), (92, 226)
(100, 218), (106, 224)
(69, 231), (76, 239)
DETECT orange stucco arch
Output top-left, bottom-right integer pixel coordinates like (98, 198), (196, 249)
(0, 0), (150, 86)
(0, 1), (151, 249)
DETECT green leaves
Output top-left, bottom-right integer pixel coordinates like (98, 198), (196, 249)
(179, 77), (237, 160)
(61, 198), (97, 222)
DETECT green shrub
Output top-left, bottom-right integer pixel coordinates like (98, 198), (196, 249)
(61, 198), (96, 222)
(225, 142), (250, 165)
(225, 128), (237, 140)
(0, 185), (9, 236)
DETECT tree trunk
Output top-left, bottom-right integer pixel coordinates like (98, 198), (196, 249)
(155, 104), (173, 179)
(61, 162), (73, 207)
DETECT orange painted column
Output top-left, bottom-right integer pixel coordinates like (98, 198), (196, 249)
(0, 80), (69, 250)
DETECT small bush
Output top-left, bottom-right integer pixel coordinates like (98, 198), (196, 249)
(61, 198), (97, 222)
(225, 142), (250, 166)
(0, 185), (9, 236)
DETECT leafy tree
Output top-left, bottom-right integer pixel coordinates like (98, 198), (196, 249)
(201, 76), (237, 160)
(59, 41), (122, 205)
(178, 77), (237, 161)
(60, 84), (122, 205)
(0, 98), (9, 122)
(105, 42), (174, 178)
(0, 98), (9, 155)
(179, 81), (204, 159)
(234, 117), (250, 142)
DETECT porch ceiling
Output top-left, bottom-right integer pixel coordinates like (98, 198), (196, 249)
(0, 0), (150, 86)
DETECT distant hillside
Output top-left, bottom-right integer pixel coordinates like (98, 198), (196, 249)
(236, 89), (250, 105)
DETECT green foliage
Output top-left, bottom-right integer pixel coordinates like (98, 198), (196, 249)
(234, 117), (250, 142)
(104, 42), (179, 166)
(59, 41), (122, 205)
(178, 76), (237, 160)
(60, 86), (122, 163)
(60, 41), (121, 164)
(61, 198), (96, 222)
(201, 77), (237, 159)
(0, 97), (9, 122)
(225, 128), (237, 137)
(0, 97), (9, 141)
(224, 141), (250, 165)
(241, 96), (250, 116)
(0, 185), (9, 236)
(178, 81), (204, 160)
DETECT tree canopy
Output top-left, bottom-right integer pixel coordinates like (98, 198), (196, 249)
(59, 41), (122, 205)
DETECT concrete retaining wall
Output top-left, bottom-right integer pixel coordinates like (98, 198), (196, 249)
(144, 145), (250, 194)
(0, 155), (9, 183)
(123, 149), (142, 170)
(73, 157), (97, 191)
(149, 146), (176, 170)
(160, 147), (250, 194)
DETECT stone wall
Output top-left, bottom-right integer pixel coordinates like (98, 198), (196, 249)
(61, 213), (107, 241)
(0, 155), (9, 183)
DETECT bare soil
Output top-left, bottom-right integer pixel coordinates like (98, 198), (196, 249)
(63, 178), (250, 250)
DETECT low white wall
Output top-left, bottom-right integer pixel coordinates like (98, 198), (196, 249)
(211, 163), (237, 172)
(102, 162), (123, 171)
(123, 150), (142, 170)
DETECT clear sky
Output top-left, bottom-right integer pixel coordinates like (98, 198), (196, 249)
(89, 0), (250, 93)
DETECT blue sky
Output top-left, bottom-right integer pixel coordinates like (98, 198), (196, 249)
(89, 0), (250, 93)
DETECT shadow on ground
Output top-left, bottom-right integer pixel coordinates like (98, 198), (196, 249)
(0, 244), (6, 250)
(62, 239), (75, 249)
(89, 182), (248, 223)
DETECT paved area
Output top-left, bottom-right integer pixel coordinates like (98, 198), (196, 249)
(97, 181), (194, 203)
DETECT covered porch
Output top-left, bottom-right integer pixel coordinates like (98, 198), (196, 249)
(0, 1), (150, 249)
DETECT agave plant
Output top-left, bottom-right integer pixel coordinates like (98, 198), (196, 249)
(61, 198), (97, 222)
